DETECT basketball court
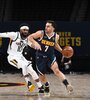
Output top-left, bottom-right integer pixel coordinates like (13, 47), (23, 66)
(0, 73), (90, 100)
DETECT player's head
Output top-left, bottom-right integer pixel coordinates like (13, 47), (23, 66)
(19, 23), (30, 39)
(45, 20), (56, 33)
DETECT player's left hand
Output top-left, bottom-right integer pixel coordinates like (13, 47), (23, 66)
(34, 42), (42, 51)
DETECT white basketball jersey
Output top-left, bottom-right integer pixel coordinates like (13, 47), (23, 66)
(7, 32), (28, 55)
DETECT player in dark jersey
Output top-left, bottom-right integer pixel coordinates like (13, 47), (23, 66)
(28, 20), (73, 94)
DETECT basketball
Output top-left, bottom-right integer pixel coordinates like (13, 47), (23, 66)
(62, 46), (74, 58)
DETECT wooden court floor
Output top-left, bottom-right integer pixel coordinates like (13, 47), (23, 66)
(0, 73), (90, 100)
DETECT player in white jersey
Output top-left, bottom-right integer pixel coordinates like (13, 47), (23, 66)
(0, 23), (44, 93)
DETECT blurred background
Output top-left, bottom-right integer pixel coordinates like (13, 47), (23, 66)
(0, 0), (90, 21)
(0, 0), (90, 74)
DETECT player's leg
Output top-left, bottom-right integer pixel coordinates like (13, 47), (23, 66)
(36, 57), (50, 94)
(39, 74), (48, 83)
(27, 64), (43, 88)
(7, 55), (35, 92)
(21, 55), (44, 92)
(51, 61), (73, 93)
(39, 74), (50, 95)
(21, 64), (35, 92)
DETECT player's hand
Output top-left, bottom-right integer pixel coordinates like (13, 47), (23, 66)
(34, 42), (42, 51)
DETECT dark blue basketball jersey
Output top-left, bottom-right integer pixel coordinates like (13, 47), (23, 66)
(36, 30), (56, 57)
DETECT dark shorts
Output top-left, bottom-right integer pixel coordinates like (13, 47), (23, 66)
(36, 55), (56, 75)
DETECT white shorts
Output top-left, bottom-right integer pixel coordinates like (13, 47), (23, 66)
(7, 54), (31, 69)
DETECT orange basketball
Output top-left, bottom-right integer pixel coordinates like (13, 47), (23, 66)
(62, 46), (74, 58)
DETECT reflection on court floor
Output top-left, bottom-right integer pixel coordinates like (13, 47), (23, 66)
(0, 73), (90, 100)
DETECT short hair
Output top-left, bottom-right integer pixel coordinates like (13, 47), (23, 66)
(46, 20), (56, 30)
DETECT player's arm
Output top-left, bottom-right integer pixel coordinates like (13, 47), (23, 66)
(0, 32), (17, 40)
(54, 34), (62, 53)
(28, 30), (43, 50)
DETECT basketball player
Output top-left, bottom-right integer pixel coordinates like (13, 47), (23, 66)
(28, 20), (73, 94)
(0, 23), (44, 93)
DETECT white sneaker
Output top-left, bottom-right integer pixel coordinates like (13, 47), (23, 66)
(66, 84), (73, 94)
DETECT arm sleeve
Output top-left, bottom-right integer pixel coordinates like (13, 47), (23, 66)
(0, 32), (18, 40)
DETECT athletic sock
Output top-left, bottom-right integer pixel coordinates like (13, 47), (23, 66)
(45, 82), (49, 87)
(63, 79), (69, 87)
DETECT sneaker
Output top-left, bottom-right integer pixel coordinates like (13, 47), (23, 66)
(66, 84), (73, 94)
(28, 84), (35, 92)
(38, 85), (44, 93)
(44, 82), (50, 96)
(44, 82), (50, 93)
(27, 81), (35, 92)
(44, 86), (50, 96)
(44, 86), (50, 93)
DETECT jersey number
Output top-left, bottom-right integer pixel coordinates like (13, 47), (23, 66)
(45, 46), (49, 52)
